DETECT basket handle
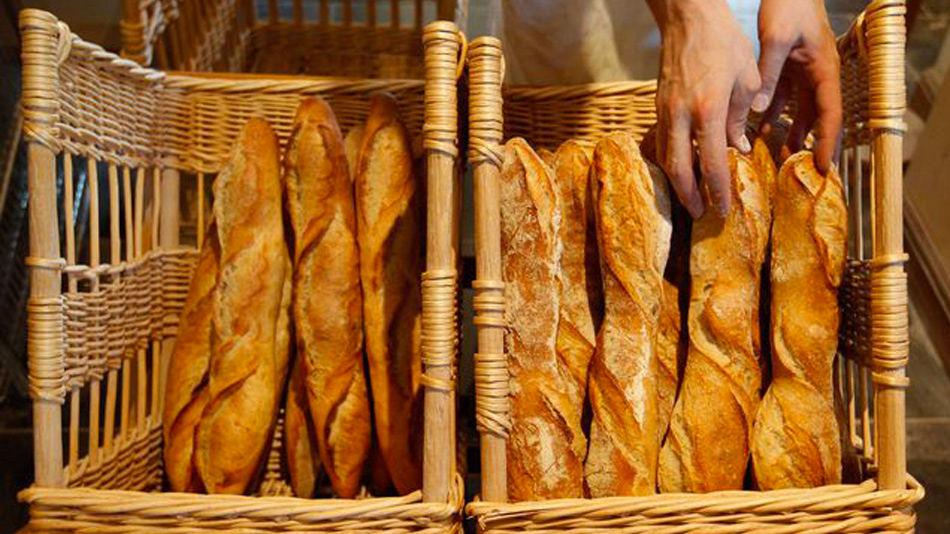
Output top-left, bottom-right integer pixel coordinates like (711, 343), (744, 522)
(468, 36), (509, 504)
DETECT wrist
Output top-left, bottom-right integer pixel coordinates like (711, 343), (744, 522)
(648, 0), (734, 38)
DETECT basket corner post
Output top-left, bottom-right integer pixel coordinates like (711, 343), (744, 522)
(19, 8), (66, 489)
(421, 20), (464, 505)
(863, 0), (910, 492)
(466, 35), (509, 505)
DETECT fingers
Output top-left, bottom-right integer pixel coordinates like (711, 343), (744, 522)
(758, 73), (791, 135)
(664, 110), (704, 219)
(787, 84), (816, 154)
(810, 56), (842, 174)
(727, 65), (761, 154)
(695, 103), (731, 216)
(752, 31), (794, 113)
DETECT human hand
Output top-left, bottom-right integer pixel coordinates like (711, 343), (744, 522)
(754, 0), (841, 174)
(648, 0), (760, 217)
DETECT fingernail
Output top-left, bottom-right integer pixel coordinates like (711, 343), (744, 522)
(738, 135), (752, 153)
(688, 194), (705, 219)
(752, 92), (770, 113)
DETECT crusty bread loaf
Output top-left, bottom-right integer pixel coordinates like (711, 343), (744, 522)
(584, 132), (671, 497)
(284, 98), (371, 498)
(658, 149), (770, 493)
(501, 137), (583, 500)
(751, 137), (778, 386)
(285, 353), (320, 498)
(552, 140), (600, 425)
(192, 118), (292, 495)
(751, 151), (847, 489)
(344, 126), (365, 178)
(355, 92), (424, 495)
(538, 147), (556, 167)
(164, 222), (218, 493)
(652, 163), (691, 445)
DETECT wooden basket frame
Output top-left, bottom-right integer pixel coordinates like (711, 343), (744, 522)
(120, 0), (467, 77)
(19, 7), (465, 532)
(467, 1), (924, 532)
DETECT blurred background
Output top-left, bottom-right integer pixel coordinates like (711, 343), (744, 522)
(1, 0), (949, 532)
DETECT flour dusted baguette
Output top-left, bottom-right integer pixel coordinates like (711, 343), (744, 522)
(552, 140), (601, 420)
(164, 222), (218, 493)
(750, 151), (847, 489)
(501, 138), (582, 500)
(657, 149), (770, 493)
(285, 353), (320, 497)
(584, 132), (671, 497)
(284, 98), (371, 498)
(355, 92), (424, 495)
(193, 118), (292, 495)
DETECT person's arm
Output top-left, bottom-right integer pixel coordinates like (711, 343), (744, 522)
(647, 0), (760, 217)
(753, 0), (841, 174)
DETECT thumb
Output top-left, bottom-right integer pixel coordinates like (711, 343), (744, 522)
(752, 36), (792, 113)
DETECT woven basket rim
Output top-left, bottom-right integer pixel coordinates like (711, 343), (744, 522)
(19, 474), (465, 520)
(466, 476), (924, 517)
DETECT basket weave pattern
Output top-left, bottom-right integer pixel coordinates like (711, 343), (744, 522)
(122, 0), (458, 77)
(467, 1), (923, 532)
(19, 7), (464, 533)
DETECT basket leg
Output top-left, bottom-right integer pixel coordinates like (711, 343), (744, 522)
(421, 21), (463, 504)
(27, 142), (65, 488)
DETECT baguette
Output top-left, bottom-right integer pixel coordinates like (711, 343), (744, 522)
(284, 98), (371, 498)
(355, 92), (424, 495)
(654, 164), (691, 444)
(285, 353), (321, 497)
(164, 222), (218, 493)
(750, 151), (847, 489)
(584, 132), (671, 497)
(502, 137), (583, 500)
(658, 149), (770, 493)
(552, 140), (601, 424)
(194, 118), (292, 495)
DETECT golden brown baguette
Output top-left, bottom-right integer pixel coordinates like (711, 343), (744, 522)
(584, 132), (671, 497)
(653, 164), (691, 445)
(501, 137), (583, 500)
(355, 92), (424, 495)
(750, 151), (847, 489)
(657, 149), (770, 493)
(284, 98), (371, 498)
(164, 222), (218, 493)
(344, 126), (365, 178)
(552, 140), (601, 427)
(194, 118), (292, 495)
(285, 353), (321, 498)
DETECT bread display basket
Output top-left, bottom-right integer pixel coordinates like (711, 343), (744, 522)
(119, 0), (464, 77)
(466, 0), (924, 532)
(18, 8), (465, 533)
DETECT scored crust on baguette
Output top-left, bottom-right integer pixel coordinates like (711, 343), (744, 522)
(355, 92), (424, 495)
(344, 125), (365, 180)
(751, 151), (847, 489)
(194, 118), (292, 495)
(284, 97), (371, 498)
(658, 148), (771, 493)
(285, 353), (321, 498)
(552, 140), (601, 437)
(585, 132), (672, 497)
(164, 221), (219, 493)
(502, 137), (584, 500)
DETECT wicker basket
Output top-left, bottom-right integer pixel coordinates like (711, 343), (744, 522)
(19, 7), (466, 532)
(466, 1), (924, 532)
(120, 0), (465, 77)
